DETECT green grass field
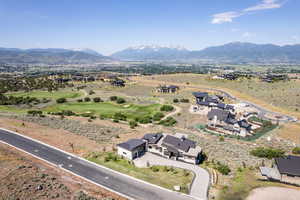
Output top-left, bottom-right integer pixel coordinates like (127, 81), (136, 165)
(87, 152), (193, 193)
(8, 90), (83, 100)
(45, 102), (161, 119)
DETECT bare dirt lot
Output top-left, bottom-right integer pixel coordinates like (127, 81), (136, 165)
(0, 143), (125, 200)
(246, 187), (300, 200)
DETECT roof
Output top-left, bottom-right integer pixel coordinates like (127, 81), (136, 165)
(168, 85), (179, 89)
(117, 139), (146, 151)
(207, 109), (230, 122)
(275, 155), (300, 176)
(162, 135), (196, 152)
(217, 103), (226, 109)
(193, 92), (208, 98)
(238, 119), (251, 129)
(142, 133), (163, 144)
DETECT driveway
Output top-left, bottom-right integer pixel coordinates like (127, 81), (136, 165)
(134, 152), (209, 200)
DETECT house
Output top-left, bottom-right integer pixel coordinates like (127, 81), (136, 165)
(260, 155), (300, 185)
(156, 85), (179, 93)
(117, 139), (146, 160)
(142, 133), (202, 164)
(207, 108), (252, 137)
(111, 79), (125, 87)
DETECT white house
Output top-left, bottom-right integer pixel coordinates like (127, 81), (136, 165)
(117, 139), (146, 160)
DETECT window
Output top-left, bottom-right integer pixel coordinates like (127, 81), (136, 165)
(123, 152), (127, 155)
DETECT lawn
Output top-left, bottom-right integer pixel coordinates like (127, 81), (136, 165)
(45, 102), (161, 120)
(86, 152), (193, 194)
(8, 90), (83, 100)
(0, 105), (28, 114)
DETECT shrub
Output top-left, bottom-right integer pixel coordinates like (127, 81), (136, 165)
(219, 136), (225, 142)
(213, 162), (231, 175)
(56, 98), (66, 104)
(27, 110), (43, 116)
(110, 96), (118, 101)
(180, 98), (189, 103)
(160, 105), (174, 112)
(250, 147), (285, 159)
(88, 90), (95, 95)
(113, 112), (127, 121)
(159, 117), (177, 126)
(129, 121), (138, 129)
(60, 110), (75, 116)
(173, 98), (179, 103)
(138, 116), (152, 124)
(292, 147), (300, 154)
(150, 166), (159, 172)
(84, 97), (91, 102)
(93, 97), (102, 103)
(153, 112), (165, 121)
(116, 97), (126, 104)
(77, 99), (83, 102)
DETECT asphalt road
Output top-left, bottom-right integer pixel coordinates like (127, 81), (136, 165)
(0, 128), (198, 200)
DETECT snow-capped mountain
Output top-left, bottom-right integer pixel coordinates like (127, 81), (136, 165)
(111, 45), (189, 60)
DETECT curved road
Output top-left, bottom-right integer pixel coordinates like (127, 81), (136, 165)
(0, 128), (200, 200)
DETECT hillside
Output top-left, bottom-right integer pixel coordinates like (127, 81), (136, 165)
(0, 48), (111, 64)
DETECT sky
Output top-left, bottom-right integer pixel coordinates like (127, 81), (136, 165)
(0, 0), (299, 55)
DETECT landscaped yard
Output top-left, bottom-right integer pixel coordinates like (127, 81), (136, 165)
(86, 152), (194, 194)
(8, 90), (83, 100)
(45, 102), (162, 120)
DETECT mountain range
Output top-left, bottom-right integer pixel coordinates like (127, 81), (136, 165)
(111, 43), (300, 63)
(1, 42), (300, 64)
(0, 48), (110, 65)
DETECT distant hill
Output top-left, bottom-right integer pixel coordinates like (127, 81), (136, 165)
(111, 42), (300, 63)
(0, 48), (111, 64)
(111, 45), (190, 61)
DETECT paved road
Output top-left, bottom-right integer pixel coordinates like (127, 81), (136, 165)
(0, 128), (198, 200)
(134, 153), (209, 200)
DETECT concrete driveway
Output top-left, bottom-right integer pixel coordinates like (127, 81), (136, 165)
(134, 152), (209, 200)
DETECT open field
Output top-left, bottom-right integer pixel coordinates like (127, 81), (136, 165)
(87, 152), (194, 194)
(8, 90), (83, 100)
(133, 74), (300, 118)
(46, 102), (162, 119)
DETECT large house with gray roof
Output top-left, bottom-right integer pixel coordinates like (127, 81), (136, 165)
(117, 133), (202, 164)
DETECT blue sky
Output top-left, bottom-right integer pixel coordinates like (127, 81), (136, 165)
(0, 0), (299, 55)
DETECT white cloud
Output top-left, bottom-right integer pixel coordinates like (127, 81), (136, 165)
(211, 12), (241, 24)
(211, 0), (284, 24)
(244, 0), (282, 12)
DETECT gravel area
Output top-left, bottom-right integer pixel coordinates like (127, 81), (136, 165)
(246, 187), (300, 200)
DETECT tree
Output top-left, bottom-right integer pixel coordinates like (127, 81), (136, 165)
(93, 97), (102, 103)
(116, 97), (126, 104)
(153, 112), (165, 121)
(250, 147), (285, 159)
(110, 96), (118, 101)
(160, 105), (174, 112)
(56, 98), (66, 104)
(292, 147), (300, 154)
(84, 97), (91, 102)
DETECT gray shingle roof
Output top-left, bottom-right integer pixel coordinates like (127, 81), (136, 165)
(275, 155), (300, 176)
(117, 139), (146, 151)
(162, 135), (196, 152)
(142, 133), (163, 144)
(207, 109), (230, 122)
(193, 92), (209, 98)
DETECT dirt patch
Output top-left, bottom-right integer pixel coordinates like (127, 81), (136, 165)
(0, 143), (125, 200)
(246, 187), (300, 200)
